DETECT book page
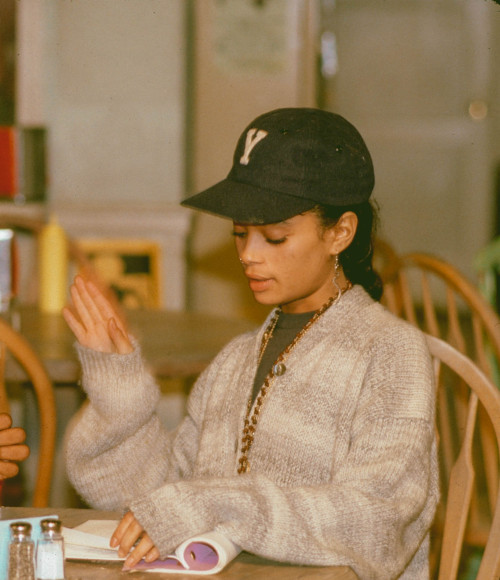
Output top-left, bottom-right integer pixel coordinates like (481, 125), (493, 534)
(62, 520), (241, 574)
(62, 520), (123, 561)
(131, 530), (241, 575)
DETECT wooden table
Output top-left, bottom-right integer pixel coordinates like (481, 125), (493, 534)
(0, 507), (358, 579)
(7, 306), (257, 383)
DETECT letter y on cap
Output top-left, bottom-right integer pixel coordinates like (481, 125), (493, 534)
(240, 128), (268, 165)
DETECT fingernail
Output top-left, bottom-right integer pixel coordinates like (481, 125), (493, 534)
(110, 537), (118, 548)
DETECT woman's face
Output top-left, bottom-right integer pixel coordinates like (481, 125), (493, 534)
(233, 212), (342, 313)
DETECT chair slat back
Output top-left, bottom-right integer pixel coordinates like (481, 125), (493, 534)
(0, 342), (10, 414)
(0, 316), (56, 507)
(380, 253), (500, 573)
(420, 271), (439, 336)
(382, 252), (500, 376)
(427, 335), (500, 580)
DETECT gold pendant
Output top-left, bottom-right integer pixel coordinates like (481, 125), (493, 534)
(273, 362), (286, 376)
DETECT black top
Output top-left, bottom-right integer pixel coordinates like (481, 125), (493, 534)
(251, 310), (315, 404)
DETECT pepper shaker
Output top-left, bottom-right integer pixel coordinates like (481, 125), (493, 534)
(8, 521), (36, 580)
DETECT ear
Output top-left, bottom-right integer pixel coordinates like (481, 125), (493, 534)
(327, 211), (358, 255)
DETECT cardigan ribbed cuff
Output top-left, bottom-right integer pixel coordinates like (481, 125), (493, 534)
(75, 340), (160, 419)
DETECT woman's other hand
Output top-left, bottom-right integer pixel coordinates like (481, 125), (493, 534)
(0, 414), (29, 479)
(63, 276), (133, 354)
(111, 511), (160, 569)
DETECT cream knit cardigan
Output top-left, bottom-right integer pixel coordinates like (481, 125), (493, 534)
(65, 286), (439, 580)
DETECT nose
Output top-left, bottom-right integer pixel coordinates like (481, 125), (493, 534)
(237, 231), (264, 266)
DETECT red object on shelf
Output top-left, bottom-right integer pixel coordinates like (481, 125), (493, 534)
(0, 127), (18, 198)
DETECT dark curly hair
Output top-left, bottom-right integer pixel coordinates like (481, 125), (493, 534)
(312, 201), (383, 301)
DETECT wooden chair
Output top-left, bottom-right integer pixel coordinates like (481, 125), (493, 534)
(380, 253), (500, 575)
(373, 238), (402, 284)
(381, 252), (500, 384)
(426, 334), (500, 580)
(0, 315), (56, 507)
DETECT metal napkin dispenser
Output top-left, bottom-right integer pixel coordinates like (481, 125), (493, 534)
(0, 229), (15, 313)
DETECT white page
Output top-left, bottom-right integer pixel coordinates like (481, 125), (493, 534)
(62, 520), (123, 561)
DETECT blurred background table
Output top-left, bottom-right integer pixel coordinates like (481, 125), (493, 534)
(0, 507), (359, 580)
(6, 305), (257, 384)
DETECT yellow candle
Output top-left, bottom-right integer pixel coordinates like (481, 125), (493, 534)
(38, 215), (68, 313)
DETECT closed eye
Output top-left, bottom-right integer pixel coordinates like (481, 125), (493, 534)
(266, 237), (286, 245)
(231, 230), (287, 244)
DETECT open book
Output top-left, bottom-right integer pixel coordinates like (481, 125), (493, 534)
(62, 520), (241, 575)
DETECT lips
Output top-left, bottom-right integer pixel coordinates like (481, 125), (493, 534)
(246, 274), (273, 293)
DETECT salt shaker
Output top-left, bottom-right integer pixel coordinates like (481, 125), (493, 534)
(8, 521), (36, 580)
(36, 519), (65, 580)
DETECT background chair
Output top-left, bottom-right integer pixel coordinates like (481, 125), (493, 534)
(426, 334), (500, 580)
(380, 252), (500, 384)
(0, 315), (56, 507)
(475, 236), (500, 314)
(378, 251), (500, 577)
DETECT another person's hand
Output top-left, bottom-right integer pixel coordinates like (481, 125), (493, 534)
(0, 414), (29, 479)
(111, 511), (160, 569)
(63, 276), (133, 354)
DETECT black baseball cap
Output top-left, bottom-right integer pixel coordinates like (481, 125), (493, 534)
(181, 107), (374, 224)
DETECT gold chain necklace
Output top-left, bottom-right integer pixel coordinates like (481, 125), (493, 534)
(237, 284), (352, 474)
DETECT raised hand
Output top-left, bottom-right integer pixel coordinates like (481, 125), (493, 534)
(63, 276), (133, 354)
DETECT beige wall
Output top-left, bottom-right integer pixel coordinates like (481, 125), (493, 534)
(14, 0), (500, 321)
(18, 0), (186, 208)
(16, 0), (318, 322)
(321, 0), (499, 283)
(187, 0), (317, 322)
(15, 0), (191, 311)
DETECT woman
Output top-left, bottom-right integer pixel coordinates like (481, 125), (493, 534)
(64, 108), (438, 579)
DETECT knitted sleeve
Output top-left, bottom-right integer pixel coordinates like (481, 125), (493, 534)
(129, 328), (439, 580)
(64, 340), (211, 509)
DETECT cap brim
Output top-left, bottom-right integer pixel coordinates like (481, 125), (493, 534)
(181, 178), (316, 224)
